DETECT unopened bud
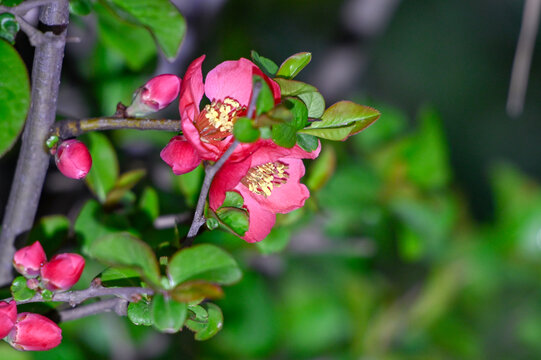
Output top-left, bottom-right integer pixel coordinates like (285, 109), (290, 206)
(0, 301), (17, 339)
(55, 139), (92, 179)
(6, 313), (62, 351)
(126, 74), (181, 116)
(40, 253), (85, 291)
(13, 241), (47, 278)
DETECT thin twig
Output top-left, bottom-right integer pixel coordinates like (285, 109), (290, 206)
(0, 0), (61, 15)
(50, 117), (181, 140)
(507, 0), (541, 117)
(14, 14), (61, 47)
(185, 81), (263, 241)
(59, 298), (129, 322)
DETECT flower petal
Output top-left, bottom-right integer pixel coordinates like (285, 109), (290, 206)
(237, 186), (276, 243)
(160, 136), (202, 175)
(179, 55), (205, 126)
(205, 58), (257, 106)
(209, 158), (251, 210)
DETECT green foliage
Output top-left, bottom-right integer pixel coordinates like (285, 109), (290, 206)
(174, 163), (204, 207)
(276, 52), (312, 79)
(271, 98), (308, 148)
(0, 13), (19, 44)
(187, 303), (224, 341)
(250, 50), (278, 77)
(127, 300), (153, 326)
(298, 91), (325, 118)
(10, 276), (35, 301)
(151, 293), (187, 333)
(170, 281), (223, 303)
(28, 215), (70, 256)
(69, 0), (92, 16)
(274, 78), (318, 97)
(233, 117), (260, 143)
(83, 132), (119, 203)
(254, 75), (274, 116)
(0, 40), (29, 158)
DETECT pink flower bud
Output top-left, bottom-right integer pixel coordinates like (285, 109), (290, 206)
(0, 301), (17, 339)
(40, 253), (85, 291)
(6, 313), (62, 351)
(55, 139), (92, 179)
(126, 74), (181, 116)
(13, 241), (47, 278)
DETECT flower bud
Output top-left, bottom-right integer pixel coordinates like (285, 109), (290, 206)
(55, 139), (92, 179)
(6, 313), (62, 351)
(0, 301), (17, 339)
(126, 74), (181, 116)
(13, 241), (47, 278)
(40, 253), (85, 291)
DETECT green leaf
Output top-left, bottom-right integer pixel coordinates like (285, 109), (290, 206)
(105, 169), (146, 206)
(109, 0), (186, 61)
(254, 75), (274, 116)
(151, 294), (187, 333)
(299, 124), (356, 141)
(220, 191), (244, 209)
(167, 244), (242, 287)
(273, 78), (317, 96)
(0, 13), (19, 44)
(88, 232), (161, 287)
(256, 226), (292, 254)
(69, 0), (92, 16)
(276, 52), (312, 79)
(0, 40), (30, 158)
(10, 276), (35, 301)
(298, 91), (325, 118)
(296, 133), (319, 152)
(100, 267), (142, 287)
(271, 122), (297, 148)
(0, 0), (23, 6)
(139, 187), (159, 221)
(28, 215), (70, 256)
(94, 2), (156, 70)
(306, 146), (336, 191)
(191, 303), (223, 341)
(128, 300), (153, 326)
(233, 117), (260, 143)
(271, 98), (308, 148)
(216, 207), (249, 236)
(83, 132), (119, 203)
(170, 281), (224, 303)
(174, 163), (203, 207)
(250, 50), (278, 77)
(41, 289), (53, 301)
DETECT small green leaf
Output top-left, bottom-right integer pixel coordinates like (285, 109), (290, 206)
(192, 303), (223, 341)
(216, 207), (249, 236)
(41, 289), (53, 301)
(0, 13), (19, 44)
(10, 276), (35, 301)
(299, 124), (356, 141)
(109, 0), (186, 61)
(296, 133), (319, 152)
(83, 132), (119, 203)
(220, 191), (244, 209)
(276, 52), (312, 79)
(105, 169), (146, 206)
(170, 281), (224, 303)
(28, 215), (70, 256)
(0, 39), (30, 158)
(69, 0), (92, 16)
(271, 98), (308, 148)
(306, 146), (336, 191)
(254, 76), (274, 116)
(139, 187), (159, 221)
(167, 244), (242, 287)
(273, 78), (317, 97)
(1, 0), (24, 6)
(271, 122), (297, 148)
(100, 267), (142, 287)
(233, 117), (260, 143)
(88, 232), (161, 287)
(174, 163), (203, 207)
(251, 50), (278, 77)
(151, 294), (187, 333)
(298, 91), (325, 118)
(188, 304), (208, 323)
(128, 300), (153, 326)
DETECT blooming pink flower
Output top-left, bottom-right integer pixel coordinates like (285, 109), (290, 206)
(127, 74), (181, 116)
(161, 55), (281, 174)
(209, 140), (320, 242)
(0, 301), (17, 339)
(13, 241), (46, 278)
(40, 253), (85, 291)
(55, 139), (92, 179)
(6, 313), (62, 351)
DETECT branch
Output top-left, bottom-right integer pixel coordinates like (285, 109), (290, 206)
(14, 13), (62, 47)
(0, 0), (61, 15)
(185, 81), (262, 241)
(59, 298), (129, 322)
(50, 117), (181, 140)
(0, 0), (69, 286)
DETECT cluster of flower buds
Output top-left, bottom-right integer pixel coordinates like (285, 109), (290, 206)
(13, 241), (85, 291)
(54, 139), (92, 180)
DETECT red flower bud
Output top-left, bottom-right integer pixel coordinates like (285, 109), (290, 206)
(6, 313), (62, 351)
(0, 301), (17, 339)
(40, 253), (85, 291)
(126, 74), (181, 116)
(55, 139), (92, 179)
(13, 241), (47, 278)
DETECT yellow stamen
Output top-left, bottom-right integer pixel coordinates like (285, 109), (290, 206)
(241, 162), (289, 197)
(195, 97), (244, 142)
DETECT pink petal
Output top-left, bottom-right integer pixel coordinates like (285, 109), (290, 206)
(237, 186), (276, 243)
(179, 55), (205, 126)
(252, 66), (281, 104)
(205, 58), (257, 106)
(160, 136), (202, 175)
(209, 159), (251, 210)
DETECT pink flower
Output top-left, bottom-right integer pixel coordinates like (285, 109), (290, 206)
(13, 241), (46, 278)
(6, 313), (62, 351)
(55, 139), (92, 179)
(126, 74), (181, 116)
(209, 140), (320, 242)
(0, 301), (17, 339)
(160, 135), (201, 175)
(40, 253), (85, 291)
(161, 55), (281, 174)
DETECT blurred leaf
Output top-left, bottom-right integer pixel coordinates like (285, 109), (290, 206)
(105, 169), (146, 206)
(256, 226), (291, 254)
(254, 75), (274, 116)
(174, 163), (203, 207)
(306, 146), (336, 191)
(220, 191), (244, 209)
(99, 267), (142, 287)
(94, 2), (156, 70)
(0, 343), (29, 360)
(69, 0), (92, 16)
(271, 97), (308, 148)
(251, 50), (278, 77)
(151, 293), (187, 333)
(128, 300), (152, 326)
(274, 78), (317, 96)
(0, 39), (30, 158)
(108, 0), (186, 60)
(168, 244), (242, 287)
(170, 281), (224, 303)
(298, 91), (325, 118)
(83, 132), (119, 203)
(88, 232), (161, 287)
(0, 0), (23, 6)
(11, 276), (35, 301)
(139, 186), (160, 221)
(191, 303), (224, 341)
(28, 215), (70, 256)
(296, 133), (319, 152)
(276, 52), (311, 79)
(233, 117), (260, 143)
(215, 207), (249, 236)
(0, 13), (19, 44)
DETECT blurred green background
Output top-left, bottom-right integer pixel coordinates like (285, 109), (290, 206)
(2, 0), (541, 358)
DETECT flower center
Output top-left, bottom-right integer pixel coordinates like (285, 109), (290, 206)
(241, 161), (289, 197)
(195, 97), (245, 142)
